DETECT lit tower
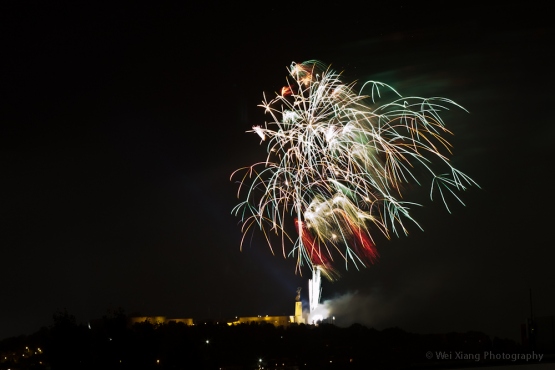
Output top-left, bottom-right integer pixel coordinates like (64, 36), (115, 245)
(293, 287), (305, 324)
(308, 266), (322, 313)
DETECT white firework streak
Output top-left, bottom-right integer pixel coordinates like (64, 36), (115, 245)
(308, 266), (322, 313)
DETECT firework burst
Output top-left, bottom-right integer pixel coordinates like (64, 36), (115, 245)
(231, 60), (477, 279)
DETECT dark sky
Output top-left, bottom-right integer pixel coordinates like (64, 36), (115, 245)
(1, 2), (553, 342)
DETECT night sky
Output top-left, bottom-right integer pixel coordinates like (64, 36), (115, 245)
(1, 2), (554, 342)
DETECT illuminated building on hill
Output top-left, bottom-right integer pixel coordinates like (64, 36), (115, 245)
(128, 316), (193, 326)
(227, 287), (306, 327)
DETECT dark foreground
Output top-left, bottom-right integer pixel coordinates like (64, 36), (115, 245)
(1, 310), (552, 370)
